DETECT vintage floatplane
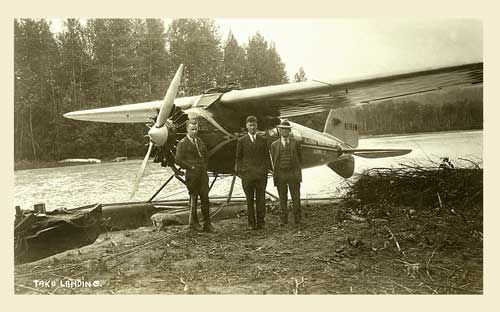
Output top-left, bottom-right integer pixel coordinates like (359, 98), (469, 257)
(63, 62), (483, 198)
(15, 62), (482, 263)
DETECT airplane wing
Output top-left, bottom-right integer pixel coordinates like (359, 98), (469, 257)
(64, 62), (482, 122)
(214, 62), (482, 118)
(63, 96), (198, 123)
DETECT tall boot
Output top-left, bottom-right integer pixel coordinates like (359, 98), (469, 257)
(201, 204), (215, 233)
(189, 194), (201, 231)
(280, 209), (288, 226)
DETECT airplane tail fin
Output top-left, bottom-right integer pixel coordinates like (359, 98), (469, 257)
(323, 108), (359, 148)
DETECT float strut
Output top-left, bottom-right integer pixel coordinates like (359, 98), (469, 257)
(265, 190), (279, 201)
(174, 175), (186, 185)
(227, 175), (237, 204)
(148, 174), (175, 202)
(208, 174), (218, 193)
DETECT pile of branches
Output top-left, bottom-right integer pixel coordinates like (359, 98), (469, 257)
(340, 159), (483, 221)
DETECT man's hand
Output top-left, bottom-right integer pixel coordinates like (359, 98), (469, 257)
(171, 166), (184, 176)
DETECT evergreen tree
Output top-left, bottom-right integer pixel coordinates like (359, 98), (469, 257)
(131, 19), (170, 100)
(243, 32), (269, 88)
(85, 19), (113, 107)
(57, 19), (89, 111)
(165, 19), (223, 95)
(266, 42), (289, 84)
(293, 67), (307, 82)
(85, 19), (150, 158)
(54, 18), (91, 159)
(244, 33), (289, 88)
(222, 31), (245, 85)
(14, 18), (60, 161)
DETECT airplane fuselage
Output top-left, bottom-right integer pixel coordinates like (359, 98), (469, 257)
(185, 106), (348, 174)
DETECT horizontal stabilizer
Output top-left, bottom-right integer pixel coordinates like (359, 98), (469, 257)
(343, 148), (411, 159)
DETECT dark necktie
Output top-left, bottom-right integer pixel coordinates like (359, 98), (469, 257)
(193, 138), (202, 157)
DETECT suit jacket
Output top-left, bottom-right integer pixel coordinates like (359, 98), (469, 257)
(270, 138), (302, 186)
(175, 136), (208, 171)
(235, 133), (272, 180)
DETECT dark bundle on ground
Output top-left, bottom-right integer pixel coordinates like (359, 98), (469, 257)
(331, 160), (483, 294)
(340, 161), (482, 225)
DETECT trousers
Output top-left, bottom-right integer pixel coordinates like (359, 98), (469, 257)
(186, 169), (209, 205)
(186, 169), (210, 223)
(275, 170), (301, 226)
(242, 176), (268, 228)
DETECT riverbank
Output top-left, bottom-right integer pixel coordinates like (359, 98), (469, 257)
(14, 166), (483, 294)
(13, 202), (482, 294)
(14, 157), (142, 171)
(15, 165), (483, 294)
(14, 160), (101, 171)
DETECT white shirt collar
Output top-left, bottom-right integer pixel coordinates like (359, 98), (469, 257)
(249, 133), (256, 142)
(281, 137), (290, 145)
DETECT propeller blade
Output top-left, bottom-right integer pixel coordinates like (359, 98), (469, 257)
(130, 141), (154, 199)
(156, 64), (184, 127)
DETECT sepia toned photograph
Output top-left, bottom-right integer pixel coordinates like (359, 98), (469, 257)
(13, 18), (482, 295)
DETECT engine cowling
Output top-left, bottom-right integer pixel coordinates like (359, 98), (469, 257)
(148, 124), (169, 146)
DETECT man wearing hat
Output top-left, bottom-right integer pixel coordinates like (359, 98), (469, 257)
(270, 119), (303, 229)
(235, 116), (272, 230)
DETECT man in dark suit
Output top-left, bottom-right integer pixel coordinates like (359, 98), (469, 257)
(235, 116), (272, 230)
(175, 119), (215, 232)
(270, 119), (303, 229)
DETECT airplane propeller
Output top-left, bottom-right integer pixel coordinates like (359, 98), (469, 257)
(130, 64), (184, 199)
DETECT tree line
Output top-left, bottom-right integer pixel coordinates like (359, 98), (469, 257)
(14, 18), (290, 162)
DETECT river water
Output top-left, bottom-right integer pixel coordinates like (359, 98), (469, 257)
(14, 130), (482, 211)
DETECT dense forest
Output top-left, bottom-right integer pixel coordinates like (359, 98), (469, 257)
(14, 18), (289, 162)
(14, 18), (482, 163)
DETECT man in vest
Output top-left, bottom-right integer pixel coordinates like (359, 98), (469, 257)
(175, 119), (215, 232)
(235, 116), (272, 230)
(270, 119), (303, 229)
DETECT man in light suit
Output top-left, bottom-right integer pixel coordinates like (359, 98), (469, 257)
(270, 119), (303, 229)
(175, 119), (215, 233)
(235, 116), (272, 230)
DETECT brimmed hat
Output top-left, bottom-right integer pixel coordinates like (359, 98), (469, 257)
(278, 119), (292, 129)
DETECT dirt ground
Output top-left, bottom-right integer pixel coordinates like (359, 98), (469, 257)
(14, 201), (483, 295)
